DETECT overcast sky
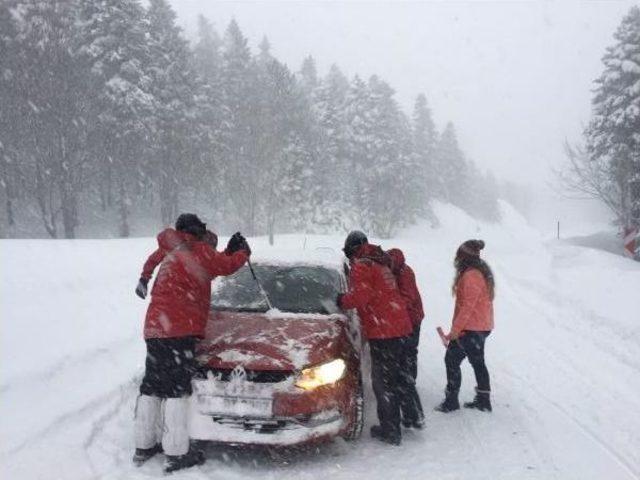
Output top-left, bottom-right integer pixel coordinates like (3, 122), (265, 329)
(168, 0), (636, 230)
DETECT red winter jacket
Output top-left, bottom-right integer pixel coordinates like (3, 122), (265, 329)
(387, 248), (424, 327)
(339, 244), (413, 340)
(140, 228), (248, 339)
(450, 268), (494, 338)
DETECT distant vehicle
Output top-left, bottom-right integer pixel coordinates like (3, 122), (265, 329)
(189, 261), (364, 446)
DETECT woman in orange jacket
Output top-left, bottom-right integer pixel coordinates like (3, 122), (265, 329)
(436, 239), (495, 413)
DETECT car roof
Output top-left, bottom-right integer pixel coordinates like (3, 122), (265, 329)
(248, 248), (346, 272)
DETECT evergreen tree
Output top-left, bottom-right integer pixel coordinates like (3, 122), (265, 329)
(366, 76), (421, 237)
(193, 15), (221, 83)
(220, 19), (260, 234)
(412, 93), (438, 201)
(434, 122), (467, 206)
(146, 0), (200, 225)
(585, 6), (640, 228)
(0, 0), (22, 232)
(310, 64), (350, 231)
(10, 0), (91, 238)
(341, 75), (376, 231)
(299, 55), (319, 97)
(191, 15), (227, 224)
(76, 0), (153, 236)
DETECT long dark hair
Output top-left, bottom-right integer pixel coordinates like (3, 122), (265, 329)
(452, 240), (495, 300)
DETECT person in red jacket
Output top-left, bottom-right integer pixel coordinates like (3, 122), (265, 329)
(436, 239), (495, 413)
(337, 231), (421, 445)
(133, 214), (250, 473)
(387, 248), (425, 428)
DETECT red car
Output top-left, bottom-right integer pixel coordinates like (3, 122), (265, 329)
(189, 260), (364, 446)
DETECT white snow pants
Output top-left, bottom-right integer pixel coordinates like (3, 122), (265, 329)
(134, 395), (162, 450)
(162, 397), (190, 456)
(134, 396), (190, 456)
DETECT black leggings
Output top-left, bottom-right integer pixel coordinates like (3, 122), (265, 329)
(444, 331), (491, 393)
(140, 336), (197, 398)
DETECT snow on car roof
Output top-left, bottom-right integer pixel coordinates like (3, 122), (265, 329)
(248, 247), (346, 271)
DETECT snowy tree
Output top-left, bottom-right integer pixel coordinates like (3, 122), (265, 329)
(75, 0), (153, 236)
(0, 0), (22, 232)
(6, 0), (93, 238)
(299, 55), (319, 97)
(412, 93), (438, 202)
(584, 6), (640, 228)
(193, 15), (221, 83)
(309, 64), (351, 231)
(219, 19), (260, 234)
(146, 0), (199, 225)
(190, 15), (228, 223)
(434, 122), (468, 206)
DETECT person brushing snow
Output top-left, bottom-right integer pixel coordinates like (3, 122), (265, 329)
(436, 239), (494, 413)
(387, 248), (425, 428)
(133, 214), (250, 473)
(337, 231), (421, 445)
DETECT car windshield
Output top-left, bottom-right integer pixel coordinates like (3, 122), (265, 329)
(211, 265), (342, 315)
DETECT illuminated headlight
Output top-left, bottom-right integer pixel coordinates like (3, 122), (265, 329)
(295, 359), (346, 390)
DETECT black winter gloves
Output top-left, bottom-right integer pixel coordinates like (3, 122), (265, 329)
(226, 232), (251, 255)
(135, 277), (149, 299)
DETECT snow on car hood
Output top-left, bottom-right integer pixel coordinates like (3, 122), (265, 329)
(197, 310), (348, 371)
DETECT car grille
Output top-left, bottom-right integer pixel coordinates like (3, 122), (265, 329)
(198, 367), (291, 383)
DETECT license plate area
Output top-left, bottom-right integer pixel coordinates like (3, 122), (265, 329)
(197, 394), (273, 417)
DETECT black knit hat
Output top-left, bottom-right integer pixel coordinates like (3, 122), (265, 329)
(457, 239), (485, 259)
(343, 230), (368, 258)
(175, 213), (206, 237)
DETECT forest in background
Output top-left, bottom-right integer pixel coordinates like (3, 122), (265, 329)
(1, 0), (508, 240)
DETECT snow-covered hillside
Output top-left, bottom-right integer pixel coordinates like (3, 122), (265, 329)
(1, 202), (639, 480)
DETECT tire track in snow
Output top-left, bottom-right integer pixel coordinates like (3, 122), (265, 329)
(501, 368), (640, 480)
(0, 336), (139, 394)
(496, 262), (640, 479)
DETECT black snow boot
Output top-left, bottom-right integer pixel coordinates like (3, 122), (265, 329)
(402, 414), (426, 430)
(434, 390), (460, 413)
(163, 449), (205, 474)
(370, 425), (401, 446)
(464, 389), (492, 412)
(132, 444), (162, 466)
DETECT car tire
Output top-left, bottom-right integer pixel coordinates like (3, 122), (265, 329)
(342, 375), (364, 441)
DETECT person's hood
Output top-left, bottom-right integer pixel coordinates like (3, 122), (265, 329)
(353, 243), (391, 267)
(387, 248), (405, 274)
(156, 228), (196, 251)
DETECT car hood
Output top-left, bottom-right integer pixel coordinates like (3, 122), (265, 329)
(197, 310), (349, 371)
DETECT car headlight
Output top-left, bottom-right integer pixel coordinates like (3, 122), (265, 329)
(295, 359), (346, 390)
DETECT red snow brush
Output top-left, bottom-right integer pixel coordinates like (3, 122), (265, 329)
(436, 326), (449, 347)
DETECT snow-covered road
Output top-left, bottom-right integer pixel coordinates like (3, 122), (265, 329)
(2, 203), (639, 480)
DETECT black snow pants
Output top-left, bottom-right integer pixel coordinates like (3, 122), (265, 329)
(369, 336), (421, 439)
(140, 336), (197, 398)
(402, 323), (424, 420)
(444, 331), (491, 394)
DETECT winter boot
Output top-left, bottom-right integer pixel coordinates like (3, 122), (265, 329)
(133, 395), (162, 465)
(370, 425), (401, 446)
(164, 449), (205, 474)
(402, 412), (426, 429)
(434, 389), (460, 413)
(132, 444), (163, 466)
(464, 388), (492, 412)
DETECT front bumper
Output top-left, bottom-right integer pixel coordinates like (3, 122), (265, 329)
(188, 377), (347, 445)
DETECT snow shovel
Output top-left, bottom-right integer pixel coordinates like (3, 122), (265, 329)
(247, 258), (274, 310)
